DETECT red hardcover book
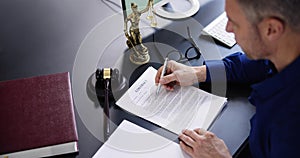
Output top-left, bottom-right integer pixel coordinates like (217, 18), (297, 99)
(0, 72), (78, 158)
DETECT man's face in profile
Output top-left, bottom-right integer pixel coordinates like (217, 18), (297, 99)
(225, 0), (267, 60)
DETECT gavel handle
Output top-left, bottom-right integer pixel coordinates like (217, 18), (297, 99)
(104, 78), (110, 139)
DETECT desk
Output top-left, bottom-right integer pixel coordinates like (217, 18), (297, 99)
(0, 0), (254, 157)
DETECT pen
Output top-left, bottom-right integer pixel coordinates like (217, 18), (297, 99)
(156, 57), (168, 95)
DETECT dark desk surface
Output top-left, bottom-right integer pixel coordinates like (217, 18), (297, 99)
(0, 0), (255, 157)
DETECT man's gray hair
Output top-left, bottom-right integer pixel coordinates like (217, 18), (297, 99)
(237, 0), (300, 32)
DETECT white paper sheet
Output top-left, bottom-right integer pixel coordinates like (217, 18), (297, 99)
(116, 66), (227, 134)
(92, 120), (190, 158)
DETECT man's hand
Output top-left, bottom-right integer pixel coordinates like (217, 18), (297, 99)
(155, 60), (206, 90)
(179, 129), (232, 158)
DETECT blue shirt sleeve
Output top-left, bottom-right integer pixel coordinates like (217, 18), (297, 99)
(205, 52), (276, 84)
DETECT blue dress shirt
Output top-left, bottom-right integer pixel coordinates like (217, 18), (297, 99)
(205, 52), (300, 158)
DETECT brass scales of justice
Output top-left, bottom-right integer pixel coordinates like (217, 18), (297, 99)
(123, 0), (157, 65)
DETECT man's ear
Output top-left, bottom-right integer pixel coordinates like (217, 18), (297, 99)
(259, 17), (285, 41)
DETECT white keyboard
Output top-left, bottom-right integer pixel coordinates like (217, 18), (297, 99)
(203, 12), (236, 47)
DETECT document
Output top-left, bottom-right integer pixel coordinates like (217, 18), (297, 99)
(116, 66), (227, 134)
(93, 120), (190, 158)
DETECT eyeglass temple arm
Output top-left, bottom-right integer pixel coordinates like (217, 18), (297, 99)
(187, 26), (202, 56)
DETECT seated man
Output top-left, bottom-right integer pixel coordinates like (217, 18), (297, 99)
(155, 0), (300, 157)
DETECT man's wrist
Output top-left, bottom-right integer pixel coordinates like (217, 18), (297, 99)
(194, 66), (206, 83)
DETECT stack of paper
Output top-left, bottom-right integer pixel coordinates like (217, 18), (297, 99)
(93, 66), (227, 157)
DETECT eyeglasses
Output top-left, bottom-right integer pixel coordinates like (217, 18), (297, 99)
(166, 26), (202, 63)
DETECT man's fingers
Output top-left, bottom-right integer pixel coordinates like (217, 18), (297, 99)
(164, 83), (175, 91)
(179, 133), (195, 147)
(182, 129), (202, 141)
(179, 141), (193, 156)
(194, 128), (207, 135)
(161, 73), (177, 84)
